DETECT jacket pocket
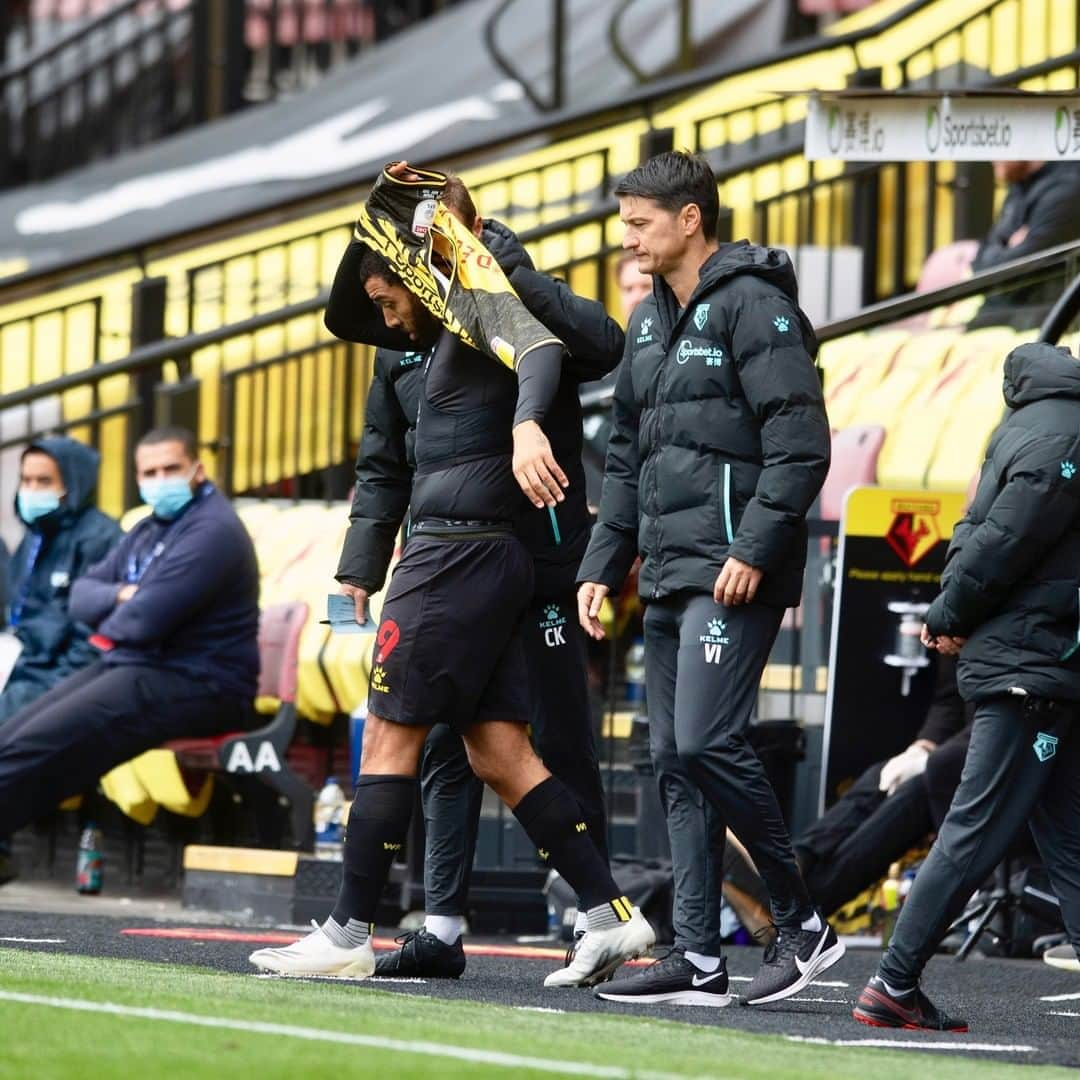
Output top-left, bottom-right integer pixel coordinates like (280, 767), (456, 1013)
(719, 461), (735, 545)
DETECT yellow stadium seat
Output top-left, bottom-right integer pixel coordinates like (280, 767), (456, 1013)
(877, 327), (1019, 488)
(825, 329), (909, 429)
(847, 328), (958, 430)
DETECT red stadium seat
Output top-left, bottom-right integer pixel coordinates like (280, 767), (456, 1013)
(165, 600), (314, 850)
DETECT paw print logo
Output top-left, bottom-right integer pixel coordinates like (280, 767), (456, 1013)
(640, 316), (653, 336)
(544, 604), (561, 622)
(372, 665), (387, 688)
(773, 315), (790, 333)
(1062, 460), (1077, 480)
(707, 618), (727, 636)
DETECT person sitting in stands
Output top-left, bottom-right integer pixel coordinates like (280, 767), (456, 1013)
(0, 426), (259, 883)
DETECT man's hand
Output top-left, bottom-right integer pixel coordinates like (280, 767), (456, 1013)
(116, 584), (138, 604)
(878, 742), (932, 795)
(920, 624), (967, 656)
(577, 582), (610, 640)
(513, 420), (568, 509)
(386, 160), (423, 182)
(339, 583), (369, 624)
(713, 557), (763, 607)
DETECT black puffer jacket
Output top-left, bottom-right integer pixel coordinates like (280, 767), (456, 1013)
(925, 342), (1080, 703)
(330, 219), (623, 599)
(578, 242), (830, 608)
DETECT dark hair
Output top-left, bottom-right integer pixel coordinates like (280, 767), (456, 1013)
(441, 175), (478, 230)
(614, 151), (720, 239)
(357, 247), (402, 287)
(137, 425), (198, 459)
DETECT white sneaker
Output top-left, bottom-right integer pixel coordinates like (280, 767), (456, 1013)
(249, 925), (375, 979)
(544, 908), (654, 988)
(1043, 943), (1080, 972)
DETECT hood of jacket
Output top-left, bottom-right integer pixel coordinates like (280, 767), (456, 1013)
(1003, 341), (1080, 408)
(656, 240), (817, 354)
(16, 436), (101, 530)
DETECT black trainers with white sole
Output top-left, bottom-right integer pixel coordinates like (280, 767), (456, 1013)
(595, 947), (732, 1007)
(743, 920), (845, 1005)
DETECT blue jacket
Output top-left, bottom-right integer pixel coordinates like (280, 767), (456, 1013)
(3, 437), (121, 693)
(69, 482), (260, 699)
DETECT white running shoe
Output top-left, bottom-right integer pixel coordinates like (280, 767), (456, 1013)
(544, 908), (655, 988)
(249, 924), (375, 979)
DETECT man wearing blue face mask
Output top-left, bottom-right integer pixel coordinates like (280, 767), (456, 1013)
(0, 426), (260, 853)
(0, 438), (120, 725)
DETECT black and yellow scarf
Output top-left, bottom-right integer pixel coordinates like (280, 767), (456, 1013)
(354, 163), (561, 370)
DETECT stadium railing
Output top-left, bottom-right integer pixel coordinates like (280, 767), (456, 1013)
(3, 0), (1075, 406)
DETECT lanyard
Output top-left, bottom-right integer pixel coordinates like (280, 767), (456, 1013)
(9, 533), (44, 629)
(126, 538), (167, 584)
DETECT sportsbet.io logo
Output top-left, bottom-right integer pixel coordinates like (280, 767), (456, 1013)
(925, 105), (941, 153)
(1055, 107), (1070, 156)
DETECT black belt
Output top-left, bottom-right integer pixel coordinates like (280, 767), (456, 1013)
(411, 517), (514, 540)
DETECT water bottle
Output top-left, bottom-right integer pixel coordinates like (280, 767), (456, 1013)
(313, 777), (347, 861)
(75, 825), (104, 895)
(880, 861), (902, 946)
(625, 638), (646, 706)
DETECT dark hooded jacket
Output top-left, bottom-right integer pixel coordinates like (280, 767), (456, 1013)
(329, 218), (623, 600)
(925, 342), (1080, 703)
(577, 241), (831, 608)
(0, 438), (121, 720)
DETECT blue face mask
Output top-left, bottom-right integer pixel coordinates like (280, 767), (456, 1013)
(17, 488), (62, 524)
(139, 470), (197, 520)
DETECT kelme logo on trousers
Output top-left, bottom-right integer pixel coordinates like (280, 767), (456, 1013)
(1033, 731), (1058, 762)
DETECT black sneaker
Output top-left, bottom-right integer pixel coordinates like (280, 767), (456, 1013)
(595, 947), (732, 1007)
(743, 920), (845, 1005)
(373, 929), (466, 978)
(853, 976), (968, 1032)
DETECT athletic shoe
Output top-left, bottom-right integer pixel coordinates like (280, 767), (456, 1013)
(249, 925), (375, 979)
(1043, 943), (1080, 972)
(743, 920), (845, 1005)
(853, 976), (968, 1032)
(595, 947), (732, 1007)
(374, 929), (466, 978)
(544, 908), (655, 988)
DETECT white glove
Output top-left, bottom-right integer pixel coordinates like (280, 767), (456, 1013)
(878, 743), (930, 795)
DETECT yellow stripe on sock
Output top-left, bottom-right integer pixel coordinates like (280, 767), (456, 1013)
(611, 896), (632, 922)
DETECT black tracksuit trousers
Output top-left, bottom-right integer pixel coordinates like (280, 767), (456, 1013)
(880, 694), (1080, 986)
(645, 592), (812, 954)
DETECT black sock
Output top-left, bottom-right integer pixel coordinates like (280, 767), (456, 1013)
(329, 775), (416, 929)
(512, 776), (623, 913)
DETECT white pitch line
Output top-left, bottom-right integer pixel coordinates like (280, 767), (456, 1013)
(1041, 991), (1080, 1002)
(785, 1035), (1035, 1053)
(1048, 1011), (1080, 1018)
(727, 975), (848, 988)
(0, 937), (66, 944)
(0, 990), (695, 1079)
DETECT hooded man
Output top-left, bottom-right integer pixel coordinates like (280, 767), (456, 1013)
(854, 341), (1080, 1032)
(1, 438), (120, 724)
(577, 151), (840, 1009)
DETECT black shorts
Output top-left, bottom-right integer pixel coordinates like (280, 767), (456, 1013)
(368, 530), (534, 729)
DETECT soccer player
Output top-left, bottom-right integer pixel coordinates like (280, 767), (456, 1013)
(250, 164), (652, 986)
(577, 151), (841, 1008)
(328, 177), (622, 977)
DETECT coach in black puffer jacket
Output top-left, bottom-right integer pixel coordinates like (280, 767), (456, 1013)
(578, 239), (831, 608)
(924, 341), (1080, 703)
(867, 341), (1080, 1014)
